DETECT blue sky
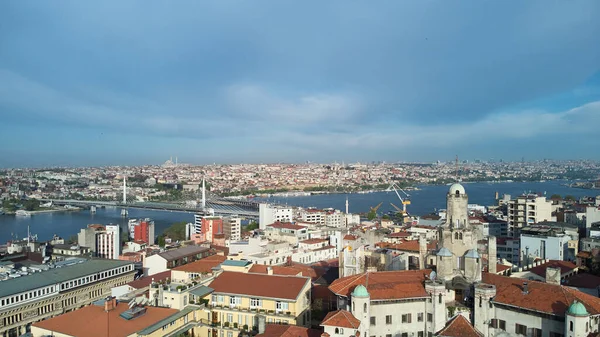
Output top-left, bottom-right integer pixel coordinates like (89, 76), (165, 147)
(1, 1), (599, 167)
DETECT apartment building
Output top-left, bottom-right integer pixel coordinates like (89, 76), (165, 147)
(292, 239), (337, 265)
(144, 245), (213, 276)
(77, 224), (121, 259)
(506, 194), (552, 237)
(259, 204), (293, 230)
(0, 259), (135, 337)
(132, 219), (155, 245)
(207, 271), (312, 334)
(520, 222), (579, 264)
(496, 237), (520, 265)
(264, 222), (308, 245)
(223, 217), (242, 241)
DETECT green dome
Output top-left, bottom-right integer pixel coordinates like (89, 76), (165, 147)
(568, 301), (589, 316)
(352, 285), (369, 298)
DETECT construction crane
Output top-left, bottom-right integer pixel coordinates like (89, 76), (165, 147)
(389, 183), (411, 214)
(390, 203), (403, 213)
(370, 202), (383, 213)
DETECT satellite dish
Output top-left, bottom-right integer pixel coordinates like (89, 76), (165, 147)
(429, 271), (437, 281)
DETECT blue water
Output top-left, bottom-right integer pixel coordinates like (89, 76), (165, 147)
(0, 180), (596, 243)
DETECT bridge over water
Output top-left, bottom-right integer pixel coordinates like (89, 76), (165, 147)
(40, 198), (260, 218)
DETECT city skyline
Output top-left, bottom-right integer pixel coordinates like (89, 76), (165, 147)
(1, 1), (600, 167)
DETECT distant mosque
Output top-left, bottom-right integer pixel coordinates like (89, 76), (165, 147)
(162, 156), (179, 168)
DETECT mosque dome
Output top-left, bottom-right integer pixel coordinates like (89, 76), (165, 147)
(568, 301), (589, 316)
(352, 285), (369, 298)
(437, 247), (453, 257)
(449, 183), (466, 195)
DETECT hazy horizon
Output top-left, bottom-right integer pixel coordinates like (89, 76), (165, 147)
(1, 1), (599, 167)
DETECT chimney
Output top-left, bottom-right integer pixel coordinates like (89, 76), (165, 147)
(104, 297), (117, 311)
(488, 236), (497, 274)
(522, 282), (529, 295)
(257, 315), (266, 334)
(267, 266), (273, 275)
(545, 266), (561, 285)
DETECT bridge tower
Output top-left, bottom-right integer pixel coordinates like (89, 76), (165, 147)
(123, 176), (127, 204)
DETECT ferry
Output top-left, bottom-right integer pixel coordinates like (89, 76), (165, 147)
(15, 210), (31, 217)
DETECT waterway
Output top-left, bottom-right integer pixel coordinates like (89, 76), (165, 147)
(0, 180), (596, 243)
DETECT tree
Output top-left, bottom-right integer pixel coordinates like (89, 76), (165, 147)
(246, 222), (259, 231)
(550, 194), (562, 200)
(157, 235), (166, 247)
(381, 214), (390, 220)
(367, 210), (377, 221)
(565, 195), (576, 202)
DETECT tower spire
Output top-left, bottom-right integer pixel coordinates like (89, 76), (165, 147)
(122, 176), (127, 204)
(455, 155), (459, 182)
(201, 177), (206, 210)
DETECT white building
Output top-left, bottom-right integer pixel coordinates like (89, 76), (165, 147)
(586, 206), (600, 236)
(506, 194), (553, 237)
(520, 223), (579, 264)
(264, 222), (308, 245)
(97, 224), (120, 259)
(300, 208), (326, 224)
(259, 203), (293, 230)
(291, 239), (337, 265)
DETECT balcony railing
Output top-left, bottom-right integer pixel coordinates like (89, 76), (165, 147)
(210, 303), (294, 317)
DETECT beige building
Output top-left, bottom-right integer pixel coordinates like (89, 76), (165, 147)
(507, 194), (553, 237)
(0, 259), (135, 337)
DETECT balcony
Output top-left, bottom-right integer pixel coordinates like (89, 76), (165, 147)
(210, 303), (294, 318)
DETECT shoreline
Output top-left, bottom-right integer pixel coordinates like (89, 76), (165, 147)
(4, 208), (83, 216)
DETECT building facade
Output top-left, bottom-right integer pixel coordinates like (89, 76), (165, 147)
(259, 204), (293, 230)
(0, 259), (135, 337)
(506, 195), (552, 237)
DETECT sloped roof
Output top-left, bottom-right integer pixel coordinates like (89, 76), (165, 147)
(483, 273), (600, 316)
(157, 245), (209, 261)
(321, 310), (361, 329)
(209, 271), (310, 300)
(436, 314), (483, 337)
(329, 270), (430, 300)
(127, 270), (171, 289)
(171, 255), (226, 273)
(528, 260), (577, 278)
(256, 324), (322, 337)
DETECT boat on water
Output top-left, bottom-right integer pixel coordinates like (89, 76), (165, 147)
(15, 210), (31, 217)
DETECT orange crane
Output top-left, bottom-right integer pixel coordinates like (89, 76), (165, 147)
(389, 183), (411, 214)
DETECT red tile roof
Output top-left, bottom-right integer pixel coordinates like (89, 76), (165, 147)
(329, 270), (431, 300)
(563, 273), (600, 289)
(529, 260), (577, 278)
(437, 314), (483, 337)
(321, 310), (361, 329)
(483, 273), (600, 315)
(268, 222), (307, 230)
(32, 302), (177, 337)
(375, 240), (437, 253)
(209, 271), (310, 300)
(256, 324), (322, 337)
(127, 270), (171, 289)
(249, 263), (319, 279)
(172, 254), (227, 273)
(343, 235), (358, 241)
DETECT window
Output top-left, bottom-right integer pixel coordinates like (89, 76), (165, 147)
(427, 313), (432, 322)
(250, 298), (262, 308)
(418, 332), (424, 337)
(370, 316), (376, 325)
(335, 328), (339, 334)
(531, 328), (542, 337)
(386, 315), (392, 324)
(439, 294), (442, 304)
(428, 333), (433, 337)
(401, 334), (408, 337)
(387, 334), (393, 337)
(402, 314), (412, 323)
(417, 313), (423, 322)
(569, 321), (573, 332)
(499, 320), (506, 330)
(276, 301), (288, 311)
(490, 319), (498, 328)
(549, 332), (564, 337)
(230, 296), (240, 307)
(364, 303), (367, 313)
(515, 324), (527, 336)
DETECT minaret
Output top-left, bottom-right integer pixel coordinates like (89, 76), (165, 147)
(345, 196), (349, 214)
(201, 177), (206, 210)
(122, 176), (127, 204)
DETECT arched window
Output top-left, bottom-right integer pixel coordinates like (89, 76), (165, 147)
(352, 301), (355, 312)
(454, 233), (458, 239)
(459, 233), (463, 240)
(439, 294), (442, 304)
(455, 190), (460, 196)
(570, 321), (573, 331)
(364, 303), (367, 313)
(335, 328), (339, 334)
